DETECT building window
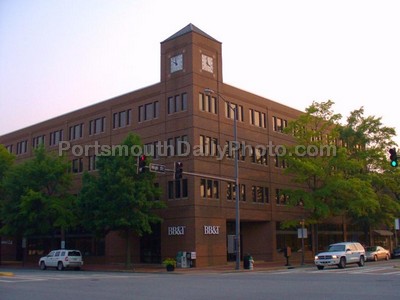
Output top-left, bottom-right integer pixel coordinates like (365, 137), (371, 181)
(200, 179), (219, 199)
(32, 135), (45, 148)
(241, 184), (246, 201)
(153, 183), (160, 201)
(113, 109), (131, 129)
(69, 123), (84, 140)
(165, 135), (188, 157)
(88, 155), (97, 171)
(226, 183), (245, 201)
(198, 92), (217, 114)
(139, 101), (159, 122)
(16, 140), (28, 155)
(249, 109), (266, 128)
(5, 145), (13, 153)
(168, 92), (187, 114)
(168, 179), (188, 199)
(272, 116), (288, 133)
(225, 102), (243, 122)
(274, 155), (288, 168)
(49, 129), (63, 146)
(144, 141), (165, 159)
(89, 117), (105, 135)
(251, 146), (268, 165)
(199, 135), (218, 156)
(224, 141), (246, 161)
(252, 186), (269, 203)
(72, 158), (83, 173)
(275, 189), (288, 205)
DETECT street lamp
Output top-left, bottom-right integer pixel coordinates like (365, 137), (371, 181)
(204, 88), (241, 270)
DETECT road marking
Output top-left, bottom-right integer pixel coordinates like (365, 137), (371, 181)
(0, 273), (147, 284)
(308, 265), (400, 276)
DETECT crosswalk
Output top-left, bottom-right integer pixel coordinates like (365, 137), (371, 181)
(0, 273), (140, 284)
(268, 265), (400, 276)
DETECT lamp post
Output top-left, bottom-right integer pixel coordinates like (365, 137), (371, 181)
(300, 218), (305, 265)
(204, 88), (240, 270)
(299, 200), (305, 266)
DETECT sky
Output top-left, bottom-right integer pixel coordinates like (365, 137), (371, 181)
(1, 0), (399, 145)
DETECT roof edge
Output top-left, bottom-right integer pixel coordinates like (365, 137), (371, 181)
(162, 23), (220, 43)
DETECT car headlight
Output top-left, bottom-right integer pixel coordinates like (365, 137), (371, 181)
(331, 255), (338, 259)
(314, 256), (319, 260)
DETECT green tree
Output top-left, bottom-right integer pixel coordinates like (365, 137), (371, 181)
(0, 145), (75, 247)
(77, 133), (165, 268)
(0, 144), (15, 264)
(282, 101), (394, 250)
(339, 107), (399, 242)
(0, 145), (15, 182)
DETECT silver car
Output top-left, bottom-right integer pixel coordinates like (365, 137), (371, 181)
(314, 242), (366, 270)
(365, 246), (390, 261)
(39, 249), (83, 271)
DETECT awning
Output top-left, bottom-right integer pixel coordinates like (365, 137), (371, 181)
(374, 230), (394, 236)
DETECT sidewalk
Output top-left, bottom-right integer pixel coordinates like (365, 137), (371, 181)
(1, 260), (312, 275)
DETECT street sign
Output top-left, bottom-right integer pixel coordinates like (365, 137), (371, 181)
(297, 228), (307, 238)
(149, 163), (166, 173)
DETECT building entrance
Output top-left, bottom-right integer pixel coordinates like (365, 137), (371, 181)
(140, 224), (161, 263)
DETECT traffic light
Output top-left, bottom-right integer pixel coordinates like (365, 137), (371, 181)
(389, 148), (398, 167)
(137, 155), (147, 174)
(174, 161), (183, 180)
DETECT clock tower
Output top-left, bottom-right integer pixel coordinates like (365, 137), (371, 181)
(160, 24), (223, 84)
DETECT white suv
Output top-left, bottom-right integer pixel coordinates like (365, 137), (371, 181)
(314, 242), (365, 270)
(39, 249), (83, 271)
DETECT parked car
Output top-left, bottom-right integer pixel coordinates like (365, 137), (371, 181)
(392, 246), (400, 259)
(314, 242), (366, 270)
(39, 249), (83, 271)
(365, 246), (390, 261)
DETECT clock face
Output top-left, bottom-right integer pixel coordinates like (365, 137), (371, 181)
(170, 54), (183, 73)
(201, 54), (214, 73)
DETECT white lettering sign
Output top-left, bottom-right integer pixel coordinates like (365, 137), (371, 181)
(204, 225), (220, 235)
(168, 226), (186, 236)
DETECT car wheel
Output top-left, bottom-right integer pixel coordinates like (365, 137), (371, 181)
(40, 261), (46, 270)
(57, 261), (64, 271)
(317, 266), (324, 270)
(338, 257), (346, 269)
(373, 255), (378, 261)
(358, 256), (365, 267)
(385, 254), (390, 261)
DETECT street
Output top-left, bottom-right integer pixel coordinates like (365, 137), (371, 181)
(1, 261), (400, 300)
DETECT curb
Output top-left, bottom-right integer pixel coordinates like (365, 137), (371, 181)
(0, 272), (14, 277)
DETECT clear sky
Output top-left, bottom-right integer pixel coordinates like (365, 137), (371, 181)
(1, 0), (399, 145)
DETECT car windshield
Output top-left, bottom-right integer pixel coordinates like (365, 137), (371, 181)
(366, 246), (377, 252)
(327, 244), (345, 252)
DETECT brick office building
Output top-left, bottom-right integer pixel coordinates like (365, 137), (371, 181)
(1, 24), (359, 266)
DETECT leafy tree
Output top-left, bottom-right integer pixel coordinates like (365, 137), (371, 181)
(77, 133), (165, 267)
(0, 145), (75, 247)
(0, 145), (15, 264)
(339, 107), (399, 242)
(0, 145), (15, 182)
(282, 101), (398, 250)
